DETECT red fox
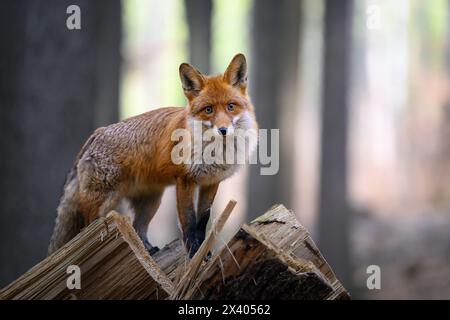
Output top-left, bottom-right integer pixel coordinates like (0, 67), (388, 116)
(48, 54), (258, 258)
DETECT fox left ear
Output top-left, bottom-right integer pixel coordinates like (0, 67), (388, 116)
(223, 54), (248, 90)
(179, 63), (205, 99)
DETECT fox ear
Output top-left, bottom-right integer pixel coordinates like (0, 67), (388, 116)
(223, 53), (247, 90)
(179, 63), (205, 99)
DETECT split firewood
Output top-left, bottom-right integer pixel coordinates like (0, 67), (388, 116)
(0, 212), (173, 300)
(0, 203), (350, 300)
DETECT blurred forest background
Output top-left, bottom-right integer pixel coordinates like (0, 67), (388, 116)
(1, 0), (449, 299)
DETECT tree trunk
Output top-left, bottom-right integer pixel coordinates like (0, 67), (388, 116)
(247, 0), (302, 219)
(0, 0), (121, 287)
(317, 0), (353, 288)
(184, 0), (213, 74)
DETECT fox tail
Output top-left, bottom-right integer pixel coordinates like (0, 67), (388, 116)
(47, 167), (85, 255)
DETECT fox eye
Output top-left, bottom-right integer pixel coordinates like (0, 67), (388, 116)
(204, 106), (213, 114)
(227, 103), (235, 111)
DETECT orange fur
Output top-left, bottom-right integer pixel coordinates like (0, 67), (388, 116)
(48, 54), (258, 258)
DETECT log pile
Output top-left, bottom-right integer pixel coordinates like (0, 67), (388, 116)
(0, 202), (350, 300)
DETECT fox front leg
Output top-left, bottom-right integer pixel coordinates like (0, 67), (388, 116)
(196, 183), (219, 244)
(196, 183), (219, 260)
(176, 178), (199, 258)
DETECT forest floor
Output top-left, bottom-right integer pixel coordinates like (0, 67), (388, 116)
(352, 207), (450, 299)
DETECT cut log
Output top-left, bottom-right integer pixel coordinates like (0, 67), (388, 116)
(247, 204), (350, 299)
(0, 212), (174, 300)
(181, 225), (335, 299)
(166, 204), (349, 300)
(177, 204), (349, 299)
(0, 203), (350, 300)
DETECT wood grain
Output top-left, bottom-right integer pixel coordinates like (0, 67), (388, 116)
(0, 204), (350, 300)
(0, 212), (173, 300)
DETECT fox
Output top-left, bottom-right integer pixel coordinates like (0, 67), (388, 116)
(48, 53), (258, 258)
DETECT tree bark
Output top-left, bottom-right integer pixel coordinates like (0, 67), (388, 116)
(317, 0), (353, 288)
(247, 0), (302, 219)
(0, 0), (121, 287)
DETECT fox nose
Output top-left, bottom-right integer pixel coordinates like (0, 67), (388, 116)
(218, 127), (228, 136)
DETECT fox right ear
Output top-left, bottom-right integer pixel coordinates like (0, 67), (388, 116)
(223, 53), (248, 90)
(179, 63), (205, 99)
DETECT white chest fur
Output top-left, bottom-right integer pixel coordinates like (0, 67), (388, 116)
(187, 162), (242, 185)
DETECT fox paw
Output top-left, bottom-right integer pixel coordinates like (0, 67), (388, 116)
(203, 251), (212, 262)
(187, 239), (201, 258)
(143, 239), (160, 256)
(148, 246), (160, 256)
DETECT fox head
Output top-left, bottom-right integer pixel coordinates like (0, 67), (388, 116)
(179, 54), (257, 136)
